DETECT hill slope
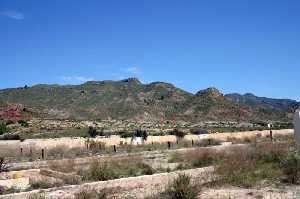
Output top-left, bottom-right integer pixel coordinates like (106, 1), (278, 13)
(0, 78), (298, 122)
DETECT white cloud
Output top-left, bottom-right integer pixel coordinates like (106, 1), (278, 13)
(60, 76), (94, 84)
(0, 10), (24, 20)
(124, 66), (141, 75)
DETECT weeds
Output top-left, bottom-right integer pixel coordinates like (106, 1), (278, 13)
(215, 142), (291, 187)
(82, 157), (155, 181)
(83, 160), (116, 181)
(0, 157), (9, 173)
(280, 150), (300, 184)
(146, 174), (199, 199)
(27, 193), (47, 199)
(73, 189), (109, 199)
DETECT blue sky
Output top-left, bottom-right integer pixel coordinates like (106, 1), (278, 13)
(0, 0), (299, 100)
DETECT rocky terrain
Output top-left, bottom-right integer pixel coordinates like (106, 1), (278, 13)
(0, 78), (298, 122)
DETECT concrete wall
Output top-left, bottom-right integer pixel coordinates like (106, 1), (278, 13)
(0, 129), (294, 154)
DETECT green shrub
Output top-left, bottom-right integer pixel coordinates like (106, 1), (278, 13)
(18, 120), (29, 127)
(138, 162), (154, 175)
(149, 174), (199, 199)
(134, 129), (148, 141)
(85, 161), (116, 181)
(74, 189), (108, 199)
(31, 180), (53, 189)
(119, 131), (133, 138)
(280, 151), (300, 184)
(169, 128), (186, 138)
(0, 123), (9, 135)
(88, 127), (104, 138)
(0, 157), (8, 173)
(190, 128), (208, 135)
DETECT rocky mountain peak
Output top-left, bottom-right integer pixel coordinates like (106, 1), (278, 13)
(120, 77), (142, 84)
(196, 87), (223, 98)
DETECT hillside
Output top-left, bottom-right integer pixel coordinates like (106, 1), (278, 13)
(0, 78), (298, 122)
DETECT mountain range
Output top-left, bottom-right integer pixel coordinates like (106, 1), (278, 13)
(0, 78), (298, 122)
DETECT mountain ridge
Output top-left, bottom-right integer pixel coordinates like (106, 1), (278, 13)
(0, 78), (298, 122)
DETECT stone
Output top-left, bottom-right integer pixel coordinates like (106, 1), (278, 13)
(294, 109), (300, 146)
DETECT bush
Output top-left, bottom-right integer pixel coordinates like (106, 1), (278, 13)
(0, 157), (8, 173)
(216, 147), (258, 187)
(149, 174), (199, 199)
(170, 128), (186, 138)
(18, 120), (29, 127)
(134, 129), (148, 141)
(138, 162), (154, 175)
(31, 180), (55, 189)
(88, 127), (104, 138)
(85, 161), (116, 181)
(74, 189), (108, 199)
(0, 123), (9, 135)
(190, 128), (208, 135)
(280, 151), (300, 184)
(119, 130), (133, 138)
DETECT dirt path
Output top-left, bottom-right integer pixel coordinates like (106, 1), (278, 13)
(199, 186), (300, 199)
(0, 167), (214, 199)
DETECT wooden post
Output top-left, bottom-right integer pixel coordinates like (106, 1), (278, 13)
(42, 149), (44, 159)
(268, 123), (273, 142)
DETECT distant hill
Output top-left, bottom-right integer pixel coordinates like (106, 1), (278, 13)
(0, 78), (298, 122)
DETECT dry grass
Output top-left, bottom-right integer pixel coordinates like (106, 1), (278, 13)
(146, 174), (200, 199)
(80, 155), (155, 182)
(169, 148), (223, 169)
(48, 159), (76, 173)
(215, 142), (291, 187)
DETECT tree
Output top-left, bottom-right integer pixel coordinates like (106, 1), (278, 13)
(88, 127), (105, 138)
(88, 127), (98, 138)
(134, 129), (148, 141)
(172, 128), (186, 138)
(0, 123), (9, 135)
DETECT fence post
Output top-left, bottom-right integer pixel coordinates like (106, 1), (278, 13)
(41, 149), (45, 160)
